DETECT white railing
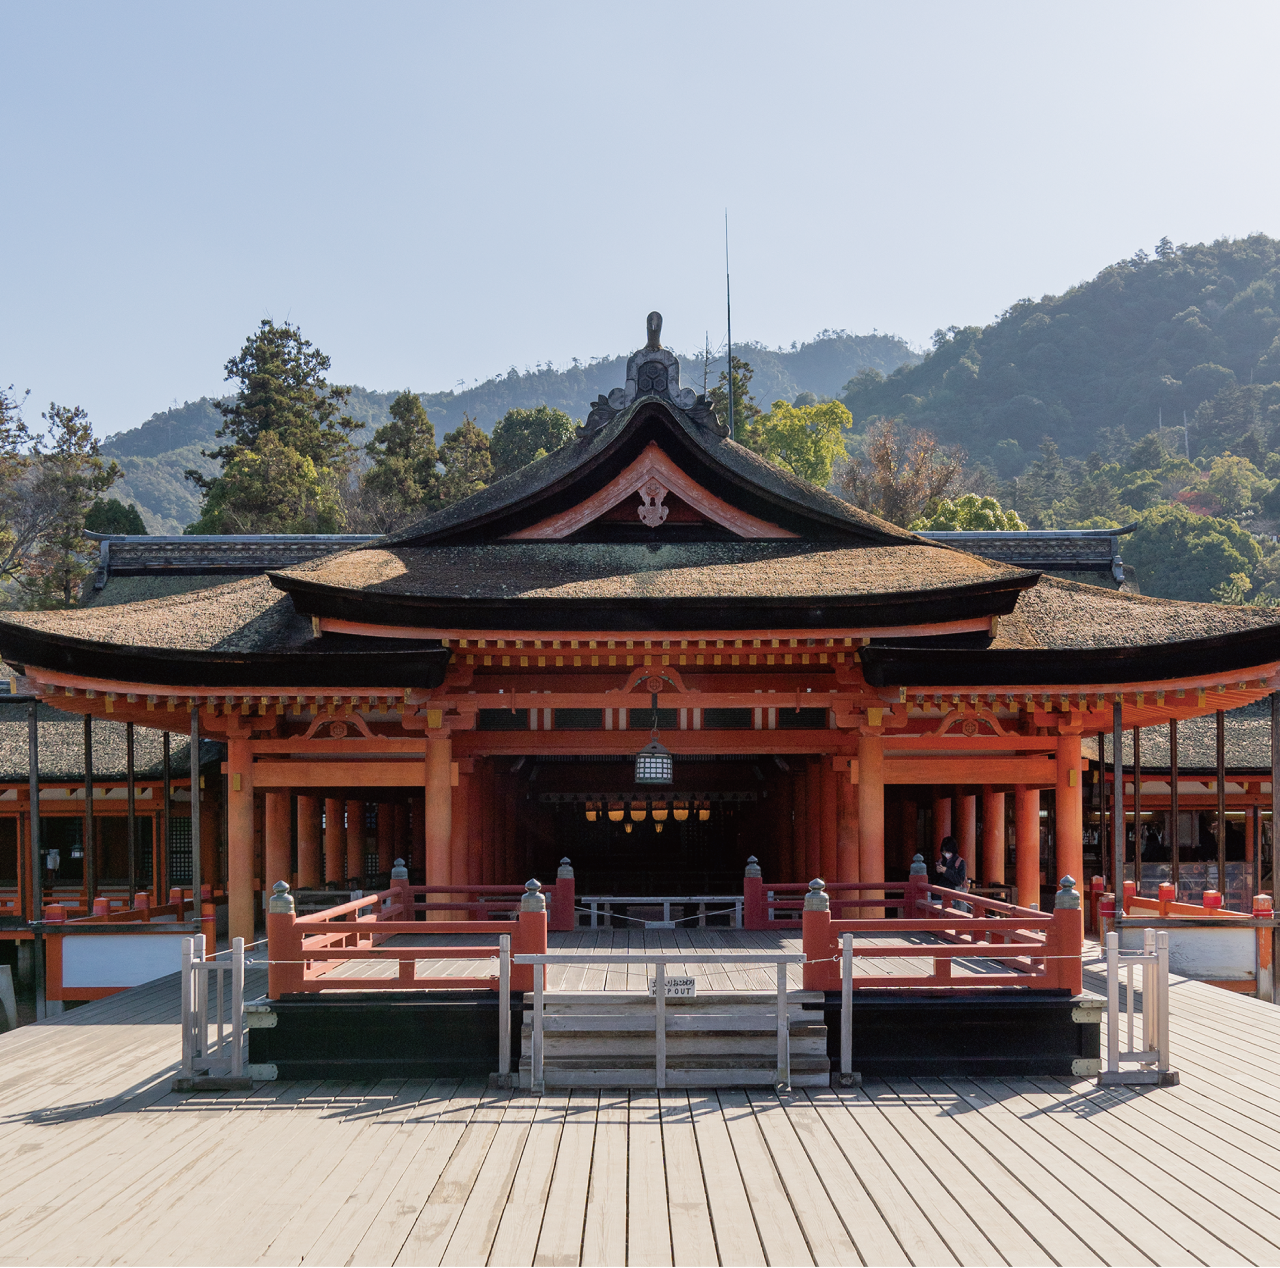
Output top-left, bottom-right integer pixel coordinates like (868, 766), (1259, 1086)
(180, 934), (244, 1080)
(576, 895), (743, 928)
(511, 951), (805, 1093)
(1099, 929), (1178, 1086)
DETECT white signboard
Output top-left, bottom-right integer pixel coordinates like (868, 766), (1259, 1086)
(648, 976), (696, 998)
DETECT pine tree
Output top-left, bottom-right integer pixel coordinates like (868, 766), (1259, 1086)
(439, 415), (493, 505)
(364, 391), (440, 512)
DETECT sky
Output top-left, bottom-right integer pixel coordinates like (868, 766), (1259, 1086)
(3, 0), (1279, 440)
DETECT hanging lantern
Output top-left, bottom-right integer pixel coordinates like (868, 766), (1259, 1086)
(698, 802), (711, 822)
(635, 738), (674, 785)
(624, 822), (633, 834)
(586, 809), (597, 822)
(652, 805), (668, 822)
(630, 803), (647, 821)
(655, 822), (664, 834)
(608, 804), (624, 822)
(673, 802), (689, 822)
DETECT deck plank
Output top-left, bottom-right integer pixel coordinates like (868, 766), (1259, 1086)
(580, 1092), (628, 1268)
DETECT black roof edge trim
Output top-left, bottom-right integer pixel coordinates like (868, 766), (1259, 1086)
(0, 623), (452, 689)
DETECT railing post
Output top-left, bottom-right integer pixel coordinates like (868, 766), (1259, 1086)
(906, 854), (928, 919)
(180, 936), (194, 1078)
(1122, 879), (1136, 914)
(1105, 930), (1120, 1075)
(1156, 930), (1171, 1073)
(514, 880), (548, 993)
(549, 858), (575, 932)
(498, 933), (511, 1085)
(654, 961), (666, 1090)
(267, 880), (300, 1000)
(802, 879), (833, 991)
(1050, 875), (1082, 994)
(1158, 880), (1175, 920)
(1254, 893), (1274, 1002)
(391, 858), (410, 922)
(230, 936), (244, 1077)
(531, 958), (545, 1095)
(744, 857), (764, 930)
(839, 931), (853, 1084)
(775, 959), (790, 1092)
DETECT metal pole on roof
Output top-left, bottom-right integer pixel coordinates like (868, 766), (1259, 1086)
(27, 701), (45, 1021)
(725, 210), (734, 443)
(1112, 700), (1124, 912)
(126, 722), (136, 904)
(1216, 709), (1227, 903)
(190, 709), (202, 918)
(83, 714), (95, 906)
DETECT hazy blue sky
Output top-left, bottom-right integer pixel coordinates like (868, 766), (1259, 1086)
(3, 1), (1278, 439)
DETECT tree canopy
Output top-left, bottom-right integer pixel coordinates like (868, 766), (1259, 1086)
(911, 493), (1027, 531)
(84, 498), (147, 535)
(750, 398), (851, 487)
(489, 405), (577, 480)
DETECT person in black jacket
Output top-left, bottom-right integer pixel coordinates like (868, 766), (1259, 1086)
(937, 836), (968, 892)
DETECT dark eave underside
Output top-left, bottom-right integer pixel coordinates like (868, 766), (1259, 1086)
(0, 625), (452, 689)
(861, 629), (1280, 688)
(275, 572), (1033, 633)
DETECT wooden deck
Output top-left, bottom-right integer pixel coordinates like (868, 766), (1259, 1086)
(323, 927), (1021, 991)
(4, 944), (1280, 1264)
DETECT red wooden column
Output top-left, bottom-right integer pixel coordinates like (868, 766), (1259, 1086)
(450, 761), (472, 887)
(836, 777), (859, 882)
(226, 736), (255, 946)
(805, 761), (822, 880)
(1056, 733), (1084, 888)
(323, 797), (344, 884)
(1015, 784), (1041, 907)
(345, 800), (364, 882)
(791, 768), (808, 882)
(819, 762), (837, 881)
(932, 791), (952, 851)
(467, 764), (483, 885)
(424, 732), (453, 894)
(982, 785), (1006, 886)
(480, 760), (496, 885)
(858, 734), (885, 917)
(264, 790), (291, 894)
(296, 795), (322, 888)
(376, 803), (395, 873)
(957, 790), (977, 879)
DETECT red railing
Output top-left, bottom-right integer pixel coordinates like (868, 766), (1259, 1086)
(411, 872), (575, 932)
(265, 875), (549, 999)
(744, 875), (919, 928)
(800, 873), (1083, 994)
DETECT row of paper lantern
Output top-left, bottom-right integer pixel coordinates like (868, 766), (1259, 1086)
(582, 801), (711, 832)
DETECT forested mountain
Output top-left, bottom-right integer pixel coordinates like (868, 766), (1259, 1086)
(98, 331), (916, 532)
(842, 234), (1280, 476)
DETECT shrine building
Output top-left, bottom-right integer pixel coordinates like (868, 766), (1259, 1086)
(3, 312), (1280, 948)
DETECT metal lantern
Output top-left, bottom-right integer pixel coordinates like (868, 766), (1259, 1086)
(635, 738), (674, 785)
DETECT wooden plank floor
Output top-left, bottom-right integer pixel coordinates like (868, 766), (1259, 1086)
(322, 927), (1021, 990)
(5, 946), (1280, 1264)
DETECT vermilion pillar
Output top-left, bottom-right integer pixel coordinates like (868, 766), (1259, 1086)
(297, 795), (322, 888)
(323, 797), (344, 884)
(450, 763), (472, 888)
(264, 790), (291, 895)
(819, 763), (837, 881)
(346, 799), (364, 882)
(982, 785), (1006, 885)
(480, 761), (496, 885)
(933, 792), (952, 851)
(957, 791), (977, 879)
(791, 770), (808, 883)
(836, 778), (859, 882)
(467, 765), (483, 885)
(1056, 733), (1084, 888)
(858, 734), (885, 916)
(1015, 784), (1041, 907)
(424, 732), (453, 893)
(226, 737), (255, 945)
(805, 761), (822, 880)
(377, 802), (395, 873)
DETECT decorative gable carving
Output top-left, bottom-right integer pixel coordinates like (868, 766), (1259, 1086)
(504, 442), (798, 540)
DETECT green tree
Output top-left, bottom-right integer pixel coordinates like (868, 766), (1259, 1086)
(363, 391), (440, 512)
(438, 414), (493, 505)
(0, 385), (41, 589)
(911, 493), (1028, 531)
(84, 498), (147, 535)
(489, 405), (577, 480)
(708, 356), (762, 448)
(1203, 453), (1273, 516)
(751, 399), (851, 486)
(187, 430), (342, 533)
(188, 320), (359, 531)
(1124, 503), (1262, 602)
(18, 404), (121, 607)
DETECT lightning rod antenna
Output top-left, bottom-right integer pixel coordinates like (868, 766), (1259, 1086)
(725, 210), (734, 442)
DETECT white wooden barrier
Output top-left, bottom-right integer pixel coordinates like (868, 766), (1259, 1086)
(1100, 929), (1178, 1086)
(179, 935), (245, 1082)
(577, 896), (743, 928)
(512, 951), (805, 1093)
